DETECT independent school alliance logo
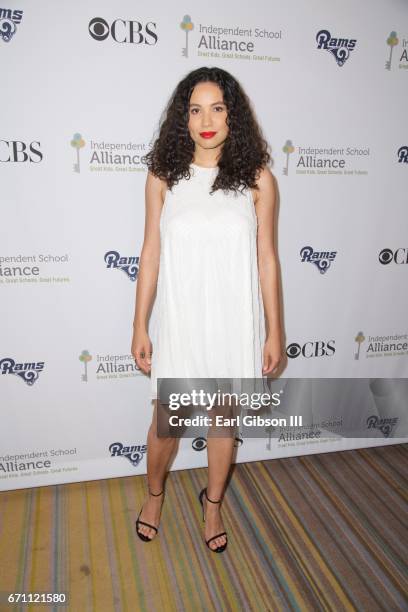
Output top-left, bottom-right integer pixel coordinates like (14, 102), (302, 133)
(70, 132), (148, 173)
(79, 350), (92, 382)
(79, 349), (142, 381)
(104, 250), (139, 281)
(385, 31), (408, 70)
(0, 8), (23, 42)
(354, 331), (408, 359)
(0, 252), (70, 285)
(282, 139), (369, 176)
(282, 140), (294, 175)
(397, 146), (408, 163)
(386, 31), (399, 69)
(179, 14), (282, 63)
(0, 357), (44, 385)
(109, 442), (147, 467)
(354, 331), (365, 360)
(71, 133), (85, 173)
(300, 246), (337, 274)
(180, 15), (194, 57)
(316, 29), (356, 66)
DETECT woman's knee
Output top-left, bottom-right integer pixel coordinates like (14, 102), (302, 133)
(148, 420), (177, 444)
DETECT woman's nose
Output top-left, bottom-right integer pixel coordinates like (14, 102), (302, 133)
(201, 112), (212, 127)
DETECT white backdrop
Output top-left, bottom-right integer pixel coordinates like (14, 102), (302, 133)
(1, 0), (407, 491)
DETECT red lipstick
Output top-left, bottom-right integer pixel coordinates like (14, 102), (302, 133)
(200, 131), (217, 139)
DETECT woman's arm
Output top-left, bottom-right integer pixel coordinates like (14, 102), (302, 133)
(131, 171), (166, 374)
(253, 166), (283, 375)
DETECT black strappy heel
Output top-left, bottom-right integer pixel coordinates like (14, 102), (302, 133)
(198, 487), (228, 553)
(135, 488), (165, 542)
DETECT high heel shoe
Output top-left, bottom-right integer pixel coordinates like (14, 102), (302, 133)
(135, 488), (165, 542)
(198, 487), (228, 553)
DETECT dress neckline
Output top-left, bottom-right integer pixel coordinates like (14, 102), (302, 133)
(191, 162), (218, 170)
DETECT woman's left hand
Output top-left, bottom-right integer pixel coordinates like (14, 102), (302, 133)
(262, 334), (283, 375)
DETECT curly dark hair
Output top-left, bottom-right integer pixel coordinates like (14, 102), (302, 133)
(142, 66), (271, 194)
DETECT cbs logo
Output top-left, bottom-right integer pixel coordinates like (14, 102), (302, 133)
(286, 341), (336, 359)
(192, 436), (243, 451)
(379, 248), (408, 265)
(0, 141), (42, 163)
(88, 17), (158, 45)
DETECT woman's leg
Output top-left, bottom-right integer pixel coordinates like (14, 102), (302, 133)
(137, 400), (178, 539)
(204, 399), (237, 550)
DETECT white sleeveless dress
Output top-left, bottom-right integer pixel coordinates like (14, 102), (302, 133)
(149, 163), (266, 401)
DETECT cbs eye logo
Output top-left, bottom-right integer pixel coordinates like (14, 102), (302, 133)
(379, 249), (393, 265)
(192, 437), (207, 451)
(286, 340), (336, 358)
(192, 436), (243, 451)
(88, 17), (158, 45)
(379, 248), (408, 265)
(89, 17), (109, 40)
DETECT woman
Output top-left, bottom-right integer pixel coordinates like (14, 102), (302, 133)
(131, 66), (282, 553)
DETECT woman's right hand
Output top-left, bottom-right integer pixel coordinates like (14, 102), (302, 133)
(131, 329), (153, 374)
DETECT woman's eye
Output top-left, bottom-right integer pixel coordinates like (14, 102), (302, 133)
(214, 106), (225, 112)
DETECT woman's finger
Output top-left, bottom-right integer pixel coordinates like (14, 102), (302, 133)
(136, 346), (153, 373)
(262, 355), (271, 372)
(263, 352), (283, 374)
(135, 348), (147, 373)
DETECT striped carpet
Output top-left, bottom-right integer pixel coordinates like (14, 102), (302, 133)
(0, 444), (407, 611)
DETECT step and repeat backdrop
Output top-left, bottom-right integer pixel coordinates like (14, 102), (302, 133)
(1, 1), (407, 491)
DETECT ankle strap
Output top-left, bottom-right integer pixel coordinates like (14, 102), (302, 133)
(148, 488), (164, 496)
(205, 488), (222, 504)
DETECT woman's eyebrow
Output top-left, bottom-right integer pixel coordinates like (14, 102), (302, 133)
(189, 101), (225, 107)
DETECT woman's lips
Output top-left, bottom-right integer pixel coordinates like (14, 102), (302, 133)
(200, 131), (217, 139)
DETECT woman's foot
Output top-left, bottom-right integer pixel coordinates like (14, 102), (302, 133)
(136, 489), (164, 541)
(202, 492), (227, 551)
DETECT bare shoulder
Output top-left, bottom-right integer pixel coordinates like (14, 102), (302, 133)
(251, 165), (275, 206)
(146, 169), (168, 204)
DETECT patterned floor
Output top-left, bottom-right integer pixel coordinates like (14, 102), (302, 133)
(0, 444), (407, 611)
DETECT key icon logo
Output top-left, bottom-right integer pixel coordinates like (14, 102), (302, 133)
(79, 350), (92, 382)
(385, 31), (398, 71)
(354, 331), (365, 361)
(180, 15), (194, 58)
(282, 140), (294, 175)
(71, 133), (86, 173)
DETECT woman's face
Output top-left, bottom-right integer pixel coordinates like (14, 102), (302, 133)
(187, 81), (229, 155)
